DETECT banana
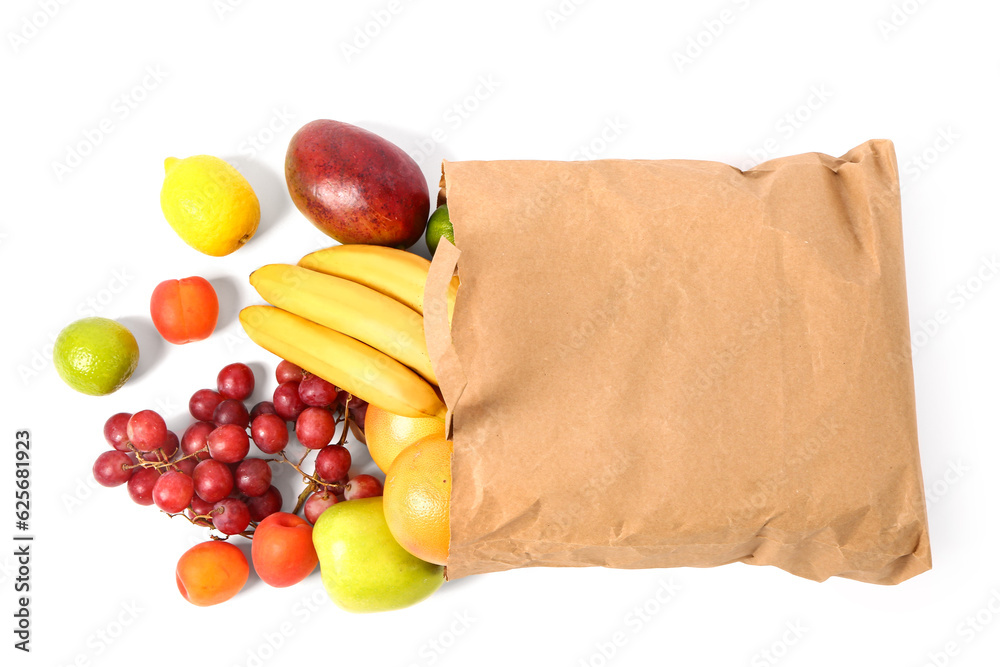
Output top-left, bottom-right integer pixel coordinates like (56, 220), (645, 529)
(250, 263), (438, 385)
(240, 306), (446, 420)
(298, 244), (459, 323)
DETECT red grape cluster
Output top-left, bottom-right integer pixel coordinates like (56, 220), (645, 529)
(93, 360), (381, 537)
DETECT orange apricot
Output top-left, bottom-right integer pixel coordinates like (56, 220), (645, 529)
(175, 541), (248, 606)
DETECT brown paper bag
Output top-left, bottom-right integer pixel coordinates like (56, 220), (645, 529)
(423, 139), (930, 585)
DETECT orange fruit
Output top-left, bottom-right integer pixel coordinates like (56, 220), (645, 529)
(365, 404), (445, 473)
(383, 434), (452, 565)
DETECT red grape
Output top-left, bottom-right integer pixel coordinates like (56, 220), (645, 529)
(235, 458), (272, 497)
(192, 459), (235, 503)
(273, 381), (307, 422)
(126, 410), (167, 452)
(162, 430), (179, 456)
(139, 450), (166, 465)
(295, 407), (336, 449)
(314, 445), (351, 482)
(304, 491), (338, 524)
(143, 430), (179, 463)
(217, 362), (255, 401)
(348, 399), (368, 432)
(174, 457), (197, 476)
(298, 375), (338, 407)
(250, 401), (277, 421)
(152, 471), (194, 513)
(247, 486), (283, 522)
(251, 414), (288, 454)
(181, 421), (214, 461)
(126, 467), (161, 505)
(337, 391), (366, 409)
(103, 412), (132, 451)
(93, 451), (134, 487)
(207, 425), (250, 463)
(213, 498), (250, 535)
(189, 388), (223, 422)
(344, 474), (383, 500)
(187, 495), (216, 526)
(276, 360), (305, 384)
(213, 399), (250, 429)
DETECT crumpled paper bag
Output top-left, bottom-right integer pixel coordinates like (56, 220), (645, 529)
(423, 139), (930, 585)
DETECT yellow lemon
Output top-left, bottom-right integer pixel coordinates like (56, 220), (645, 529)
(160, 155), (260, 256)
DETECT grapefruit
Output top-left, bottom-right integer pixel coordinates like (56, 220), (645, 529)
(383, 434), (452, 565)
(365, 405), (445, 473)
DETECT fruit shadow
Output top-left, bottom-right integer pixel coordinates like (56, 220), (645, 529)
(118, 315), (166, 383)
(232, 539), (265, 593)
(225, 156), (290, 246)
(207, 274), (242, 334)
(440, 569), (478, 596)
(244, 360), (270, 404)
(354, 120), (457, 262)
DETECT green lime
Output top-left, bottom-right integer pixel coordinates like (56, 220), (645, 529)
(53, 317), (140, 396)
(425, 204), (454, 255)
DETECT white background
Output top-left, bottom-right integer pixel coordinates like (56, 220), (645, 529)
(2, 1), (998, 666)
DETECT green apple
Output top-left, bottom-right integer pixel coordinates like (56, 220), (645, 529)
(312, 496), (445, 613)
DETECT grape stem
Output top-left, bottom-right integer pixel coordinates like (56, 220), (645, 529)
(278, 450), (326, 488)
(276, 412), (354, 517)
(165, 508), (257, 540)
(336, 406), (352, 447)
(126, 446), (207, 473)
(166, 508), (214, 528)
(292, 484), (314, 516)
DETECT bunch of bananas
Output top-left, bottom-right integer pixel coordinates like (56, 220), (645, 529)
(240, 245), (457, 420)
